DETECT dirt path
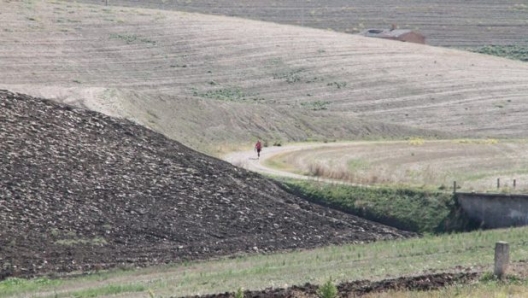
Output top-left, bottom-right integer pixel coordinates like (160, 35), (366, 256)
(223, 142), (350, 182)
(224, 140), (528, 192)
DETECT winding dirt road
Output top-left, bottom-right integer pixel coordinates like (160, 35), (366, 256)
(223, 142), (350, 181)
(224, 140), (528, 192)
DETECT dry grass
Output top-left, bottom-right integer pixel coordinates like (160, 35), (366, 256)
(2, 1), (528, 155)
(267, 140), (528, 192)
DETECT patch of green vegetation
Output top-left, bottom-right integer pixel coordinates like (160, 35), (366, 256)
(0, 278), (62, 297)
(234, 287), (244, 298)
(347, 159), (369, 171)
(170, 63), (187, 68)
(273, 68), (305, 84)
(493, 100), (511, 109)
(7, 227), (528, 297)
(109, 33), (156, 45)
(193, 87), (265, 102)
(63, 284), (146, 297)
(267, 57), (283, 65)
(263, 157), (302, 175)
(468, 45), (528, 62)
(101, 88), (118, 101)
(301, 100), (329, 111)
(317, 279), (338, 298)
(305, 76), (325, 83)
(453, 138), (499, 145)
(279, 179), (476, 234)
(146, 109), (159, 120)
(327, 81), (347, 89)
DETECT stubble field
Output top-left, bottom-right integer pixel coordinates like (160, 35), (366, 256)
(77, 0), (528, 48)
(260, 139), (528, 192)
(2, 0), (528, 155)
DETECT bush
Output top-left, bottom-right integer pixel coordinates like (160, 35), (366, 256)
(235, 287), (244, 298)
(317, 279), (338, 298)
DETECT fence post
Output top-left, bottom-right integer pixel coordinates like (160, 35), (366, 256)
(514, 179), (516, 189)
(497, 178), (500, 190)
(494, 241), (509, 278)
(453, 181), (457, 194)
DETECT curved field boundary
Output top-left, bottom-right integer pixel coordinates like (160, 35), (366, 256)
(77, 0), (528, 48)
(225, 140), (528, 192)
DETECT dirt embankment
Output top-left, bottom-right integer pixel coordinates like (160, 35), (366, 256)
(185, 272), (480, 298)
(0, 90), (414, 280)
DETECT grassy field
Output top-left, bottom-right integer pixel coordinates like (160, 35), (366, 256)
(264, 140), (528, 193)
(362, 276), (528, 298)
(3, 227), (528, 297)
(468, 45), (528, 62)
(279, 179), (470, 234)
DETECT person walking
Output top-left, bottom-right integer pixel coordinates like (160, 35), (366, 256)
(255, 140), (262, 159)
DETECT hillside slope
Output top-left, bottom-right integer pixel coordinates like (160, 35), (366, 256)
(2, 1), (528, 154)
(76, 0), (528, 48)
(0, 90), (413, 279)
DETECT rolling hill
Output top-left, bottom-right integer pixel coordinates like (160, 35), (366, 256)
(0, 90), (413, 279)
(2, 1), (528, 155)
(76, 0), (528, 48)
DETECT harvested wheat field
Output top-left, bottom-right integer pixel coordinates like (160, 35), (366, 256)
(242, 140), (528, 191)
(77, 0), (528, 48)
(2, 0), (528, 155)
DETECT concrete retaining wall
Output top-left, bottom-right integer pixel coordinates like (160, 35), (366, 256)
(457, 192), (528, 228)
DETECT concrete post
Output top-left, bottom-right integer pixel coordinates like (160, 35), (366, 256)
(494, 241), (509, 278)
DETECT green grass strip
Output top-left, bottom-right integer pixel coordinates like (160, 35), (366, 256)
(3, 227), (528, 297)
(0, 278), (62, 297)
(279, 178), (476, 234)
(57, 283), (147, 298)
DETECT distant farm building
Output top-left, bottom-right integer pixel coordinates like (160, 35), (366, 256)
(359, 28), (426, 44)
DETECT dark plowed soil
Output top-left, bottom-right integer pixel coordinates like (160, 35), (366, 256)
(78, 0), (528, 47)
(185, 272), (479, 297)
(0, 90), (414, 280)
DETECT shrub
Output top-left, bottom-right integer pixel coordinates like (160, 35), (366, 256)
(317, 279), (338, 298)
(235, 287), (244, 298)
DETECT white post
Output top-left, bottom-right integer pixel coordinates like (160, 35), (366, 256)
(494, 241), (509, 278)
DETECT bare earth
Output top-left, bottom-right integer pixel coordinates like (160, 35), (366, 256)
(0, 90), (414, 281)
(76, 0), (528, 48)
